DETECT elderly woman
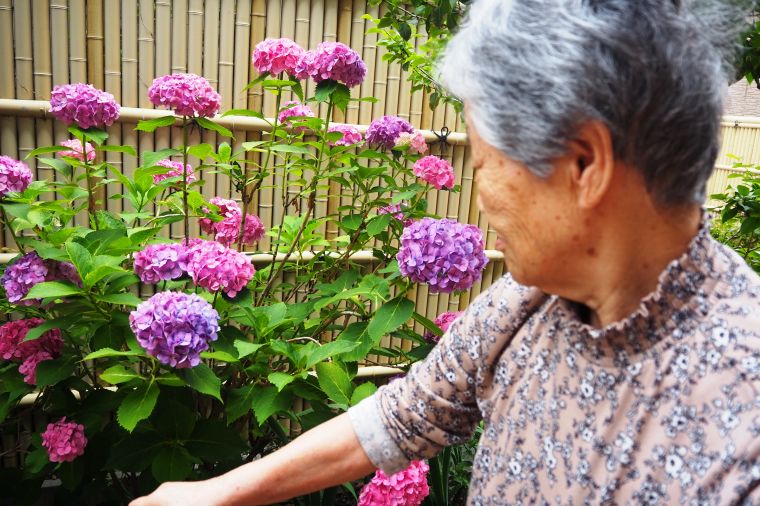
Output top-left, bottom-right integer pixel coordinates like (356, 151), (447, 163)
(133, 0), (760, 504)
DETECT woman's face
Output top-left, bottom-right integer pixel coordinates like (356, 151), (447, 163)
(468, 116), (588, 291)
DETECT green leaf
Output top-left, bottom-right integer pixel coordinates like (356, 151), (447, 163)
(95, 292), (143, 306)
(69, 126), (108, 145)
(234, 340), (265, 359)
(367, 297), (414, 341)
(268, 372), (296, 392)
(315, 80), (339, 102)
(185, 420), (247, 461)
(195, 117), (234, 138)
(398, 21), (412, 40)
(142, 148), (181, 168)
(250, 385), (293, 425)
(117, 381), (160, 432)
(305, 341), (360, 369)
(66, 241), (93, 278)
(367, 213), (392, 236)
(100, 364), (142, 385)
(26, 145), (67, 158)
(108, 431), (164, 471)
(332, 84), (351, 114)
(350, 382), (378, 406)
(178, 363), (222, 402)
(335, 322), (374, 362)
(135, 115), (176, 133)
(200, 350), (239, 363)
(35, 356), (76, 388)
(98, 144), (138, 156)
(269, 144), (311, 155)
(225, 384), (256, 424)
(24, 281), (81, 300)
(315, 362), (352, 407)
(151, 397), (196, 439)
(340, 214), (363, 232)
(83, 347), (142, 360)
(222, 109), (266, 120)
(412, 311), (442, 338)
(151, 445), (195, 482)
(22, 319), (65, 342)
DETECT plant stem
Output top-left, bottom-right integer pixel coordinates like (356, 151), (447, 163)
(182, 116), (190, 246)
(81, 132), (99, 230)
(0, 206), (24, 252)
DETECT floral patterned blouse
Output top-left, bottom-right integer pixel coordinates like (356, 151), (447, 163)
(349, 224), (760, 505)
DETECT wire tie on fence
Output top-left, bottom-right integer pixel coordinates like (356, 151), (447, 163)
(433, 126), (451, 155)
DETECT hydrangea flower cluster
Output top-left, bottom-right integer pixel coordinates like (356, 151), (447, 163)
(328, 124), (363, 146)
(425, 311), (463, 343)
(358, 460), (430, 506)
(295, 42), (367, 88)
(148, 73), (221, 118)
(130, 291), (219, 368)
(366, 116), (415, 150)
(133, 243), (188, 284)
(413, 155), (455, 190)
(0, 155), (33, 198)
(41, 417), (87, 463)
(199, 197), (265, 247)
(184, 239), (255, 297)
(377, 203), (412, 227)
(59, 139), (96, 162)
(397, 218), (488, 293)
(0, 318), (64, 384)
(252, 38), (305, 76)
(1, 252), (81, 306)
(49, 83), (120, 129)
(153, 159), (196, 186)
(394, 131), (428, 154)
(277, 101), (316, 131)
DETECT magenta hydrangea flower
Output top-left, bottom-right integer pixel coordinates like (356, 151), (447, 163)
(153, 159), (196, 186)
(59, 139), (96, 162)
(328, 124), (363, 146)
(129, 291), (219, 368)
(358, 460), (430, 506)
(413, 155), (455, 190)
(377, 203), (412, 227)
(0, 156), (33, 198)
(133, 243), (187, 285)
(277, 101), (315, 132)
(49, 83), (120, 129)
(1, 252), (81, 306)
(252, 38), (305, 76)
(366, 116), (415, 150)
(199, 197), (265, 247)
(397, 218), (488, 293)
(394, 131), (428, 154)
(425, 311), (463, 343)
(0, 318), (64, 385)
(294, 42), (367, 88)
(41, 417), (87, 463)
(184, 240), (255, 297)
(148, 73), (221, 118)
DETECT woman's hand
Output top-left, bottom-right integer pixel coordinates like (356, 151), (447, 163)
(129, 480), (224, 506)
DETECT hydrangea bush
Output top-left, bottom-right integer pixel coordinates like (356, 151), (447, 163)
(0, 37), (487, 504)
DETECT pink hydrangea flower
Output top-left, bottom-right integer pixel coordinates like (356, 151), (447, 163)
(425, 311), (463, 343)
(153, 159), (196, 186)
(59, 139), (96, 162)
(1, 252), (81, 306)
(133, 243), (188, 284)
(148, 73), (221, 118)
(328, 124), (363, 146)
(377, 203), (413, 227)
(252, 38), (305, 76)
(199, 197), (265, 247)
(366, 116), (415, 150)
(397, 218), (488, 294)
(49, 83), (120, 129)
(394, 131), (428, 154)
(358, 460), (430, 506)
(41, 417), (87, 463)
(413, 155), (455, 190)
(277, 101), (316, 132)
(0, 156), (33, 198)
(294, 42), (367, 88)
(184, 239), (255, 297)
(0, 318), (64, 385)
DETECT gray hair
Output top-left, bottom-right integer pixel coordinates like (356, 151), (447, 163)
(441, 0), (749, 205)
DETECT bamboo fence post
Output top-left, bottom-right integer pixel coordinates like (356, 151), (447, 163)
(153, 0), (171, 239)
(50, 0), (70, 153)
(85, 0), (104, 227)
(104, 0), (122, 218)
(138, 0), (156, 242)
(216, 0), (235, 206)
(170, 0), (188, 240)
(187, 0), (205, 239)
(0, 0), (14, 251)
(248, 0), (267, 247)
(344, 0), (360, 125)
(69, 0), (88, 83)
(32, 0), (54, 212)
(201, 0), (221, 216)
(232, 0), (252, 227)
(121, 1), (139, 214)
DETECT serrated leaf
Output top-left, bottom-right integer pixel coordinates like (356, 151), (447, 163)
(95, 292), (143, 306)
(234, 340), (265, 359)
(151, 445), (195, 482)
(22, 319), (65, 342)
(117, 381), (160, 432)
(222, 109), (266, 120)
(367, 297), (414, 341)
(135, 115), (176, 133)
(35, 356), (76, 388)
(195, 117), (234, 138)
(269, 144), (311, 155)
(179, 363), (222, 402)
(350, 382), (378, 406)
(83, 347), (142, 360)
(315, 80), (339, 102)
(367, 213), (392, 236)
(185, 420), (247, 461)
(335, 322), (374, 362)
(100, 364), (142, 385)
(142, 148), (181, 168)
(98, 144), (138, 156)
(250, 385), (293, 425)
(26, 145), (67, 158)
(315, 362), (352, 407)
(305, 341), (360, 369)
(225, 384), (256, 424)
(200, 350), (239, 363)
(268, 372), (295, 391)
(412, 311), (442, 338)
(24, 281), (81, 300)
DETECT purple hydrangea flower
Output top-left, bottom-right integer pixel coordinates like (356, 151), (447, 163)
(252, 38), (305, 76)
(153, 159), (196, 186)
(41, 417), (87, 463)
(133, 243), (188, 284)
(199, 197), (265, 247)
(377, 203), (413, 227)
(1, 252), (81, 306)
(327, 124), (363, 146)
(397, 218), (488, 293)
(358, 460), (430, 506)
(49, 83), (121, 129)
(277, 101), (316, 132)
(129, 291), (220, 368)
(184, 239), (255, 297)
(148, 73), (221, 118)
(294, 42), (367, 88)
(365, 116), (415, 150)
(0, 156), (33, 198)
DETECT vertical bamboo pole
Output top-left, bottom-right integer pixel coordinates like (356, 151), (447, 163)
(138, 0), (156, 159)
(50, 0), (70, 150)
(169, 0), (188, 240)
(187, 0), (205, 228)
(202, 0), (221, 214)
(0, 0), (14, 250)
(85, 0), (104, 226)
(103, 0), (122, 219)
(69, 0), (88, 83)
(324, 0), (342, 241)
(154, 0), (171, 239)
(232, 0), (251, 205)
(32, 0), (54, 212)
(216, 0), (235, 213)
(261, 0), (282, 119)
(247, 0), (267, 246)
(343, 0), (359, 125)
(358, 3), (377, 126)
(120, 1), (139, 216)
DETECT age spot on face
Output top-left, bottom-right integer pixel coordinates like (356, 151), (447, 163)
(586, 247), (597, 257)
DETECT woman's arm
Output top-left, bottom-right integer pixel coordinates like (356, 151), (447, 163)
(129, 412), (374, 506)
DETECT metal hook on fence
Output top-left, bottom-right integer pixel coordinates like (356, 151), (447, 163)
(433, 126), (451, 156)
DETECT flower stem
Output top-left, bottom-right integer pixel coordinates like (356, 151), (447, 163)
(81, 132), (99, 230)
(182, 116), (190, 246)
(0, 206), (24, 253)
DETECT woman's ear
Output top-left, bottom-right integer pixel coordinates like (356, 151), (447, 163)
(567, 121), (615, 209)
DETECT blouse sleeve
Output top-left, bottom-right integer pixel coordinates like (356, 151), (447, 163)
(348, 274), (546, 474)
